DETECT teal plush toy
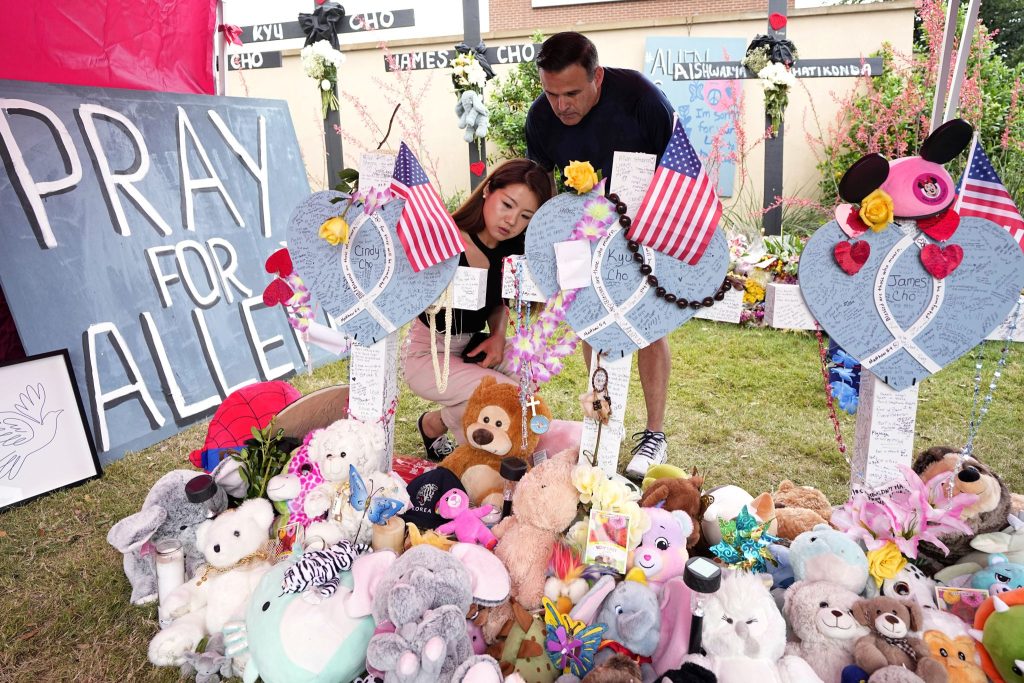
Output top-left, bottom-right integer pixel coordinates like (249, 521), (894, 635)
(790, 524), (870, 595)
(227, 546), (375, 683)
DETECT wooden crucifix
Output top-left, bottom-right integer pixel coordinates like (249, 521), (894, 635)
(671, 0), (883, 236)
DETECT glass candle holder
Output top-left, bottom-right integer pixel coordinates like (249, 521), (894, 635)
(155, 539), (185, 628)
(499, 457), (528, 519)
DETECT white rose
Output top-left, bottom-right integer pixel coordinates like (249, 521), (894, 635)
(320, 79), (332, 91)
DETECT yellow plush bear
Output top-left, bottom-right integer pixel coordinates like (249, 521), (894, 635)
(439, 377), (550, 508)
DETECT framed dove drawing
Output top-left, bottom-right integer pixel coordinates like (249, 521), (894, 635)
(0, 350), (101, 511)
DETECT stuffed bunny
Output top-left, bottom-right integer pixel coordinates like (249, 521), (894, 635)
(107, 470), (227, 604)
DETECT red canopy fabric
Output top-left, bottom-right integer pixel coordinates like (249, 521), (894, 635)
(0, 0), (217, 94)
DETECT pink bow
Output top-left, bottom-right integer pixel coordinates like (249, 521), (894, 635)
(219, 24), (243, 46)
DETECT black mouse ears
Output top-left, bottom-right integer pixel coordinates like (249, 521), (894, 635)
(839, 153), (889, 204)
(920, 118), (974, 164)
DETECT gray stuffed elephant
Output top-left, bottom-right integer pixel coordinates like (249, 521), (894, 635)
(106, 470), (228, 604)
(365, 545), (474, 683)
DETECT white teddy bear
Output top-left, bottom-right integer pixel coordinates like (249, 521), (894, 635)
(148, 498), (275, 668)
(301, 419), (410, 547)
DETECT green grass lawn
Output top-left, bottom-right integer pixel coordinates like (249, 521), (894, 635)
(1, 322), (1022, 681)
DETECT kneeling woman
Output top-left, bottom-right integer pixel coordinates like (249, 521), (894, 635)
(403, 159), (553, 459)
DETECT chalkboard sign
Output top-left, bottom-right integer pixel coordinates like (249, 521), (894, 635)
(0, 80), (320, 464)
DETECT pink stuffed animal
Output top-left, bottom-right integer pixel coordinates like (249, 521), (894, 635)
(628, 507), (693, 590)
(436, 489), (497, 550)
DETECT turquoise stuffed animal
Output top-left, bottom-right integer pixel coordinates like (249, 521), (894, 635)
(790, 524), (869, 595)
(226, 546), (375, 683)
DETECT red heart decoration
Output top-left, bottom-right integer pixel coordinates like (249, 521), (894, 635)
(265, 248), (293, 277)
(769, 12), (787, 30)
(470, 161), (486, 177)
(920, 243), (964, 279)
(835, 204), (870, 239)
(834, 240), (871, 275)
(262, 278), (294, 307)
(918, 208), (960, 242)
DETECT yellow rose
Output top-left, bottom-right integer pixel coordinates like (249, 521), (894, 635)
(318, 216), (349, 245)
(572, 465), (605, 505)
(859, 189), (894, 232)
(564, 160), (599, 195)
(866, 541), (907, 588)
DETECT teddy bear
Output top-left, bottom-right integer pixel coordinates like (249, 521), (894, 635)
(107, 470), (228, 605)
(772, 480), (834, 541)
(784, 580), (870, 683)
(921, 631), (986, 683)
(851, 596), (947, 683)
(440, 377), (551, 509)
(912, 446), (1012, 571)
(149, 498), (275, 668)
(681, 570), (823, 682)
(300, 418), (410, 546)
(490, 449), (580, 615)
(435, 488), (497, 549)
(639, 466), (703, 549)
(627, 507), (692, 591)
(790, 524), (870, 596)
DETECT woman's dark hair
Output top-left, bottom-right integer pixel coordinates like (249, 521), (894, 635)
(451, 158), (554, 235)
(536, 32), (600, 79)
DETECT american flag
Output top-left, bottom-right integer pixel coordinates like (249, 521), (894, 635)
(627, 116), (723, 265)
(955, 135), (1024, 251)
(390, 142), (465, 272)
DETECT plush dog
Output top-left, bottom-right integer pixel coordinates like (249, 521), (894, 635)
(784, 580), (869, 683)
(913, 446), (1011, 571)
(851, 596), (947, 683)
(865, 563), (938, 608)
(107, 470), (228, 605)
(639, 466), (703, 549)
(440, 378), (551, 508)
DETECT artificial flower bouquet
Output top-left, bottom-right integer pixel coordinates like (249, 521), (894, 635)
(567, 464), (650, 552)
(301, 40), (345, 117)
(728, 232), (807, 326)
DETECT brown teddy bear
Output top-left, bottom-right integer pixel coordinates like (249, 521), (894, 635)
(852, 596), (948, 683)
(913, 446), (1011, 571)
(771, 480), (834, 541)
(639, 468), (703, 549)
(439, 377), (551, 508)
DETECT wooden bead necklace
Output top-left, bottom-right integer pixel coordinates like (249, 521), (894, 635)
(605, 192), (735, 306)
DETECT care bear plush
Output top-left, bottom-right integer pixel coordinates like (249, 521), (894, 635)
(440, 377), (551, 508)
(149, 498), (275, 667)
(301, 419), (410, 546)
(784, 580), (869, 683)
(627, 507), (692, 591)
(683, 570), (823, 682)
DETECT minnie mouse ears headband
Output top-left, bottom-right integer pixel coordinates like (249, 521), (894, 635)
(838, 119), (974, 203)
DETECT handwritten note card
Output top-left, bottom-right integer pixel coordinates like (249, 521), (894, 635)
(851, 372), (919, 490)
(359, 153), (397, 191)
(765, 283), (817, 330)
(501, 255), (547, 302)
(695, 287), (743, 323)
(447, 266), (487, 311)
(348, 335), (398, 469)
(611, 152), (657, 211)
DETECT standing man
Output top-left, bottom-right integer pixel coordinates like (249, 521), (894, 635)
(526, 31), (675, 480)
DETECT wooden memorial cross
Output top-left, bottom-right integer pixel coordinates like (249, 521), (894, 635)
(671, 0), (883, 236)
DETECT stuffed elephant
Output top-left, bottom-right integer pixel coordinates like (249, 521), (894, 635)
(180, 634), (232, 683)
(364, 545), (475, 683)
(455, 90), (489, 142)
(107, 470), (227, 604)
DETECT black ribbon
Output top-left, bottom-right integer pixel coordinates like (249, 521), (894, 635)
(454, 41), (496, 82)
(746, 34), (797, 67)
(299, 2), (346, 50)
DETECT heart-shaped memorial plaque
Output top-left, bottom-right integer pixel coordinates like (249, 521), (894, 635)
(288, 191), (459, 345)
(799, 216), (1024, 391)
(524, 192), (729, 357)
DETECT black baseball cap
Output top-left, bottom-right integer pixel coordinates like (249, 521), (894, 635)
(401, 468), (464, 530)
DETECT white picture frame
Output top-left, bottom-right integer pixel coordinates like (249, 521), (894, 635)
(0, 350), (101, 510)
